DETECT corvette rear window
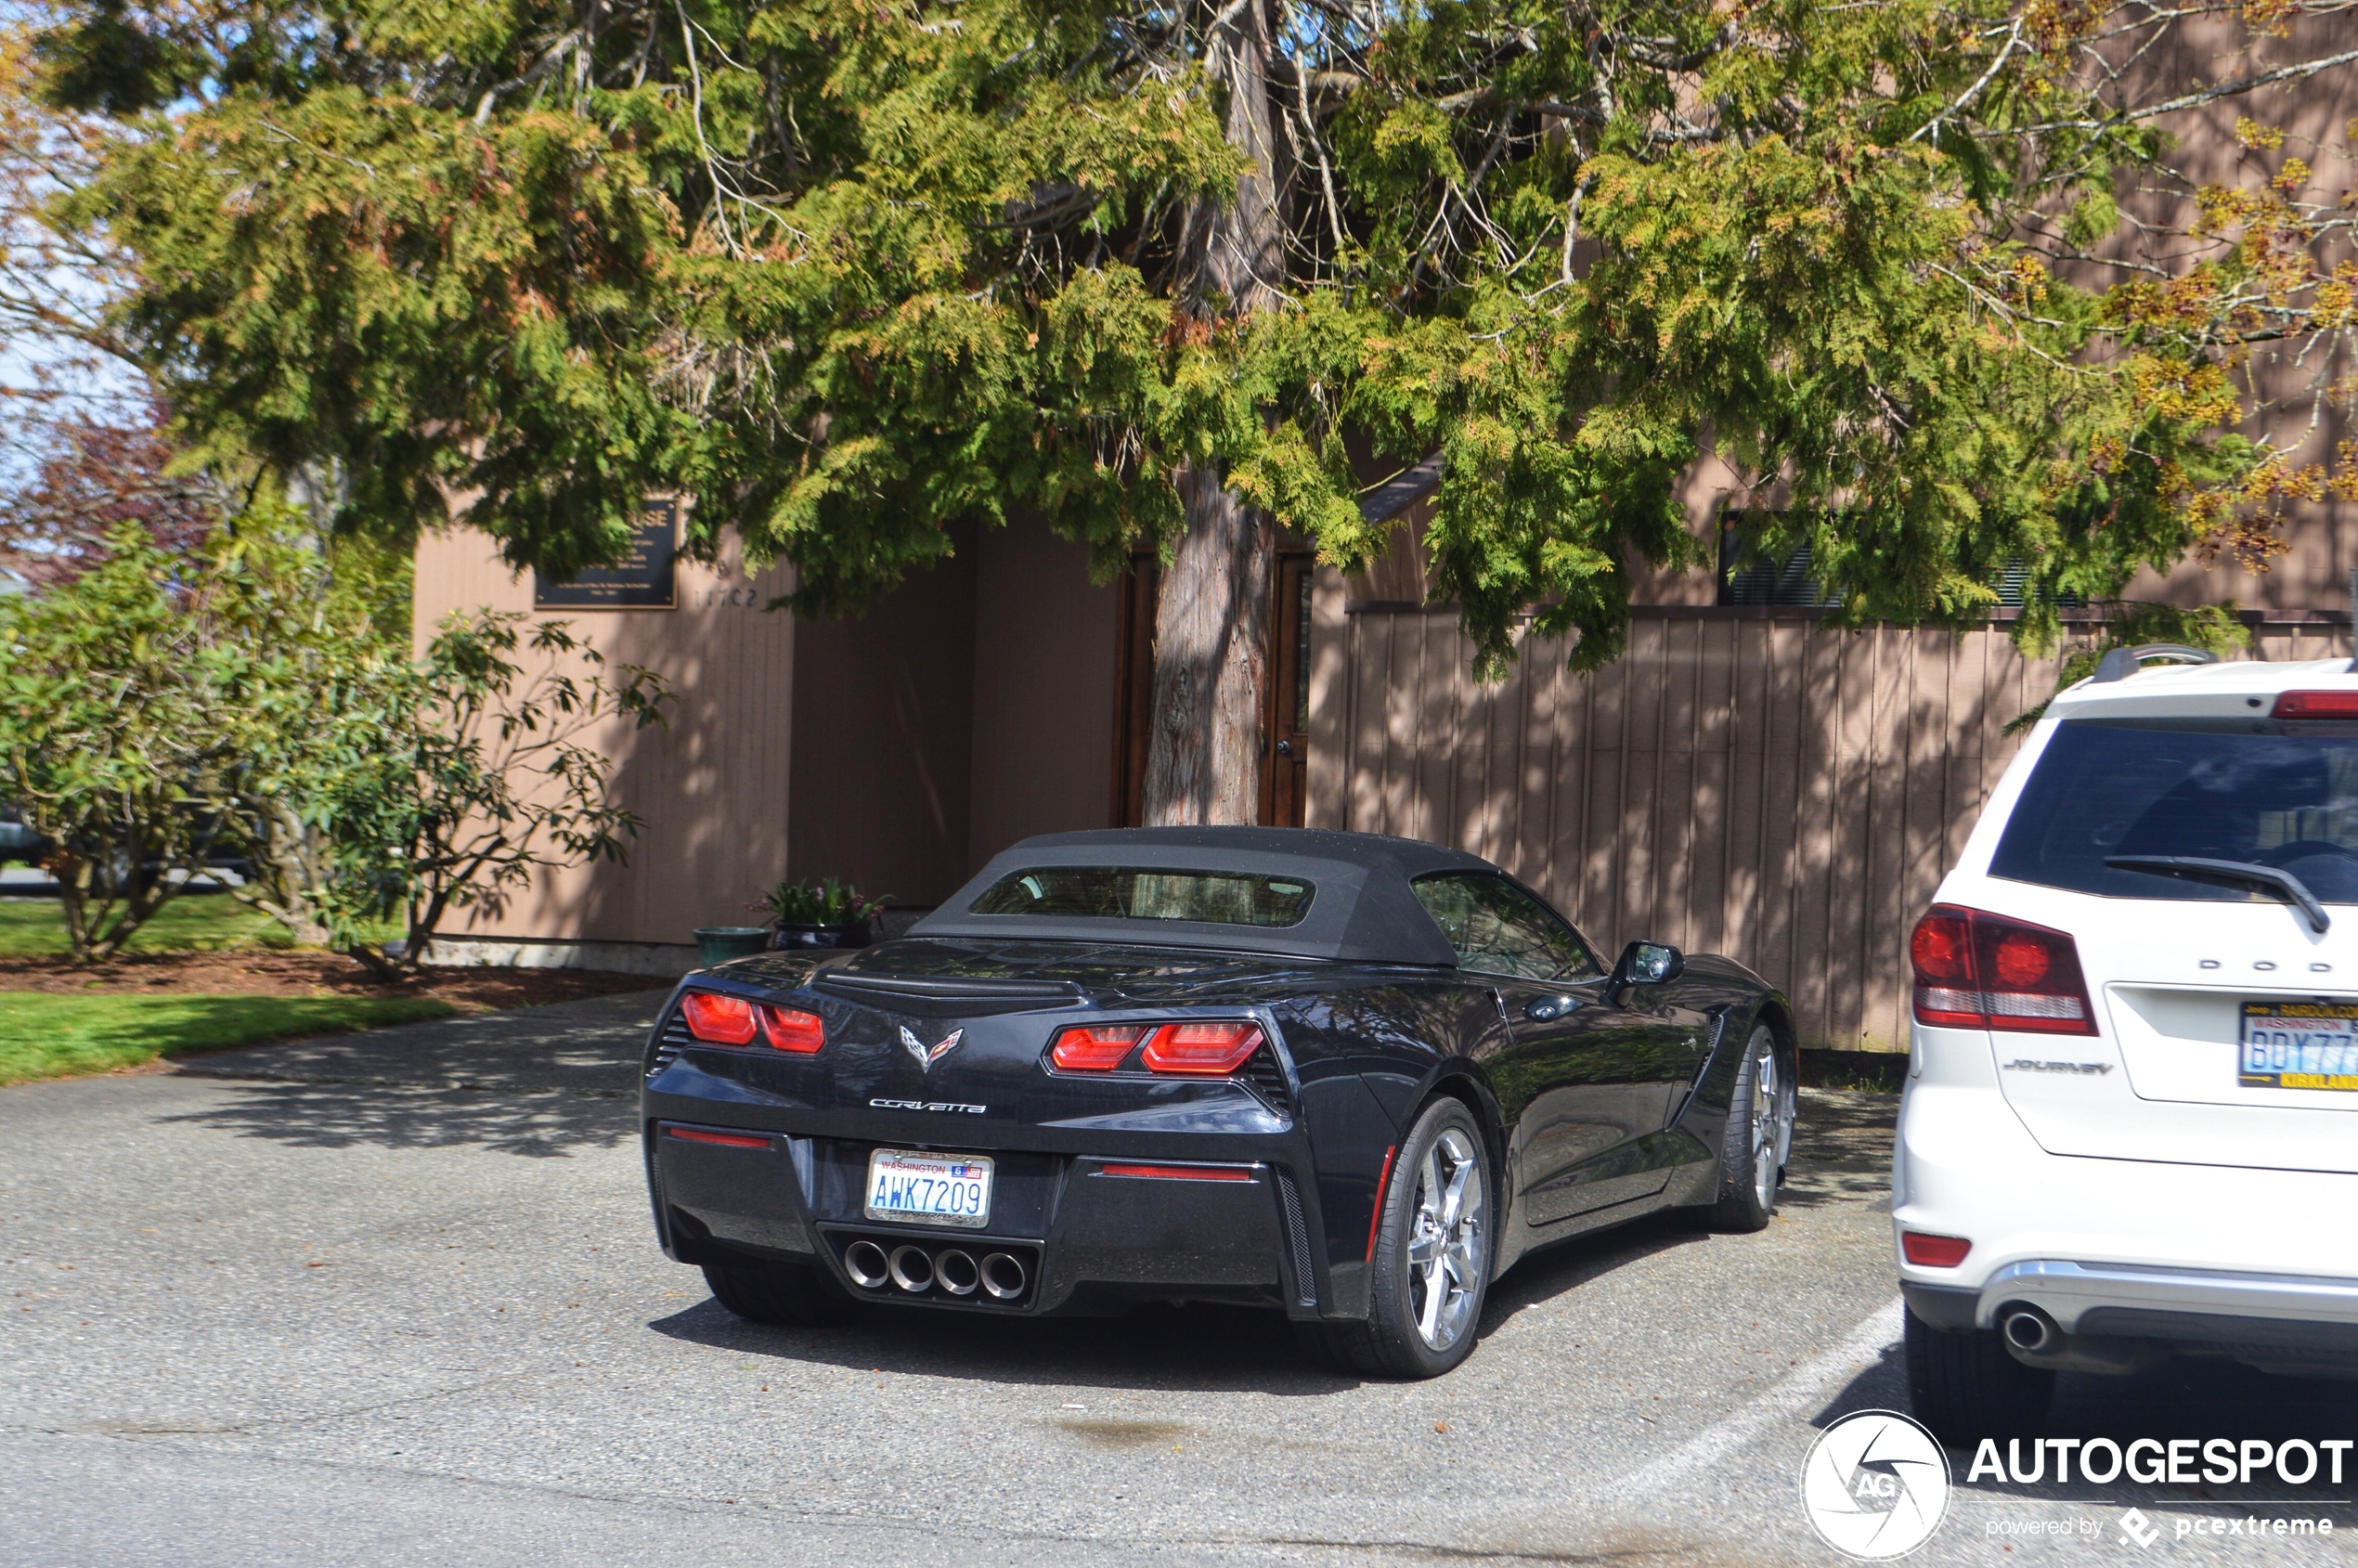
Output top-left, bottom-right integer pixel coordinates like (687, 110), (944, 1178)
(968, 867), (1315, 927)
(1991, 719), (2358, 903)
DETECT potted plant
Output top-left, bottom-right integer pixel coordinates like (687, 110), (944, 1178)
(692, 924), (772, 965)
(753, 875), (888, 951)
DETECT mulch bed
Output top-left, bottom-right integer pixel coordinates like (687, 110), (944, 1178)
(0, 949), (667, 1010)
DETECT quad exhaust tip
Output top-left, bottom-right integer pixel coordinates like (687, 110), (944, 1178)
(840, 1238), (1027, 1301)
(935, 1249), (979, 1297)
(981, 1251), (1027, 1301)
(843, 1239), (890, 1289)
(887, 1245), (936, 1293)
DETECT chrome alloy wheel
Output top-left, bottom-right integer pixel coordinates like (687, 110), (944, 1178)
(1748, 1027), (1795, 1212)
(1406, 1127), (1486, 1352)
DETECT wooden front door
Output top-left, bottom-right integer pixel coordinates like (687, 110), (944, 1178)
(1260, 552), (1314, 827)
(1110, 549), (1312, 828)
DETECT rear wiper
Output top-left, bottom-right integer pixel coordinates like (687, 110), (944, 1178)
(2105, 856), (2331, 934)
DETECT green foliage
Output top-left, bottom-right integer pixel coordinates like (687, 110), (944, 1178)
(25, 0), (2352, 677)
(317, 610), (674, 974)
(0, 991), (453, 1084)
(0, 523), (242, 959)
(754, 875), (887, 927)
(2004, 603), (2253, 735)
(0, 501), (654, 970)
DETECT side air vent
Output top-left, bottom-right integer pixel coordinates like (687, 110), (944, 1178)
(1237, 1043), (1292, 1113)
(647, 1014), (693, 1078)
(1273, 1169), (1318, 1309)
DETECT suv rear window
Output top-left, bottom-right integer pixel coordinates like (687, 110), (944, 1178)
(1991, 719), (2358, 903)
(967, 867), (1315, 927)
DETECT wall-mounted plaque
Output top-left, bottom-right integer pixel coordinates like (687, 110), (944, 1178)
(533, 499), (679, 609)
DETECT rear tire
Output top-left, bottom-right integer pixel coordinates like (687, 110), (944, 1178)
(1905, 1306), (2054, 1446)
(702, 1260), (863, 1328)
(1697, 1024), (1793, 1233)
(1297, 1097), (1491, 1380)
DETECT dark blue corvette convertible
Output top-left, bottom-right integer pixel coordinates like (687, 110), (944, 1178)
(641, 826), (1796, 1378)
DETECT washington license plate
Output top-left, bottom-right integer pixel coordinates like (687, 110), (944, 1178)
(863, 1148), (993, 1228)
(2239, 1002), (2358, 1091)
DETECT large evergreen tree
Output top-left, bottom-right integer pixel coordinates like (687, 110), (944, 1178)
(17, 0), (2357, 822)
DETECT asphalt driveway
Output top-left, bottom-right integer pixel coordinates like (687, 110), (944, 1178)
(3, 997), (2352, 1565)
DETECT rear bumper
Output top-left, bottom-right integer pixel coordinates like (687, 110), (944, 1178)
(649, 1119), (1328, 1318)
(1895, 1077), (2358, 1368)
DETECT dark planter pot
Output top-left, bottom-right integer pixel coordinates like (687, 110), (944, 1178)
(768, 920), (872, 952)
(693, 926), (772, 965)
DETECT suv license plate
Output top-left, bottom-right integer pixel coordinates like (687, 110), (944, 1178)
(863, 1148), (993, 1228)
(2239, 1002), (2358, 1091)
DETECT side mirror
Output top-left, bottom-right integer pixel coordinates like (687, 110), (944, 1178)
(1610, 940), (1684, 1002)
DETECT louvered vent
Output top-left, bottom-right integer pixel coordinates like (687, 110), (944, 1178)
(646, 1014), (693, 1078)
(1237, 1043), (1291, 1112)
(1273, 1169), (1317, 1308)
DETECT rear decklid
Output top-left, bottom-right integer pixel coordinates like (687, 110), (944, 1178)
(1959, 659), (2358, 1173)
(663, 938), (1314, 1122)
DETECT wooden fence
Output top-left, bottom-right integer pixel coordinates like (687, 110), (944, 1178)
(1306, 593), (2345, 1049)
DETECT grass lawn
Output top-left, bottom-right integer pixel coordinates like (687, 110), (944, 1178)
(0, 991), (456, 1085)
(0, 892), (293, 958)
(0, 890), (402, 959)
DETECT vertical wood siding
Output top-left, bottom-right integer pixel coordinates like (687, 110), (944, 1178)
(412, 523), (797, 948)
(1309, 597), (2339, 1049)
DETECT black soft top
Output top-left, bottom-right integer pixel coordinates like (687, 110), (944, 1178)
(908, 827), (1490, 965)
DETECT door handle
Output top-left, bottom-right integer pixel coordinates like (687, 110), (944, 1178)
(1276, 739), (1295, 757)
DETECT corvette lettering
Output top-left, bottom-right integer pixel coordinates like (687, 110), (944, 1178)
(870, 1097), (988, 1114)
(2001, 1059), (2113, 1074)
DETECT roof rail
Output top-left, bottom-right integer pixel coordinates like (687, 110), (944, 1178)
(2091, 643), (2218, 683)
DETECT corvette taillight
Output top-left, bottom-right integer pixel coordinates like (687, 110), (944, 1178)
(680, 991), (758, 1045)
(1051, 1026), (1146, 1071)
(1048, 1021), (1265, 1075)
(679, 992), (823, 1052)
(1139, 1021), (1264, 1075)
(1909, 905), (2096, 1035)
(758, 1005), (824, 1054)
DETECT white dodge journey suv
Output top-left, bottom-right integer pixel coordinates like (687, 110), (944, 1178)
(1897, 646), (2358, 1441)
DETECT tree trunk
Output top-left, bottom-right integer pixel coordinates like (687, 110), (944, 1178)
(1144, 465), (1276, 823)
(1141, 0), (1286, 827)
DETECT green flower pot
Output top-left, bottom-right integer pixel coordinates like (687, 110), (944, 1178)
(693, 926), (772, 965)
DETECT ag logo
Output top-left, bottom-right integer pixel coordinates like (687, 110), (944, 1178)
(1799, 1409), (1951, 1559)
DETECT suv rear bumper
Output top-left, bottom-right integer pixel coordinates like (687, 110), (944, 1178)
(1910, 1259), (2358, 1334)
(1897, 1079), (2358, 1369)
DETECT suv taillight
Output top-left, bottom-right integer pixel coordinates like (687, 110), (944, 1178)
(1909, 904), (2096, 1035)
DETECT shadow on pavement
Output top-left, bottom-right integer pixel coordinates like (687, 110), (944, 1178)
(158, 1080), (635, 1157)
(1781, 1087), (1897, 1212)
(647, 1293), (1355, 1399)
(650, 1206), (1722, 1398)
(171, 990), (671, 1097)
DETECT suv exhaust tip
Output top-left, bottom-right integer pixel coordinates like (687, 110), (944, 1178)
(2002, 1306), (2057, 1354)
